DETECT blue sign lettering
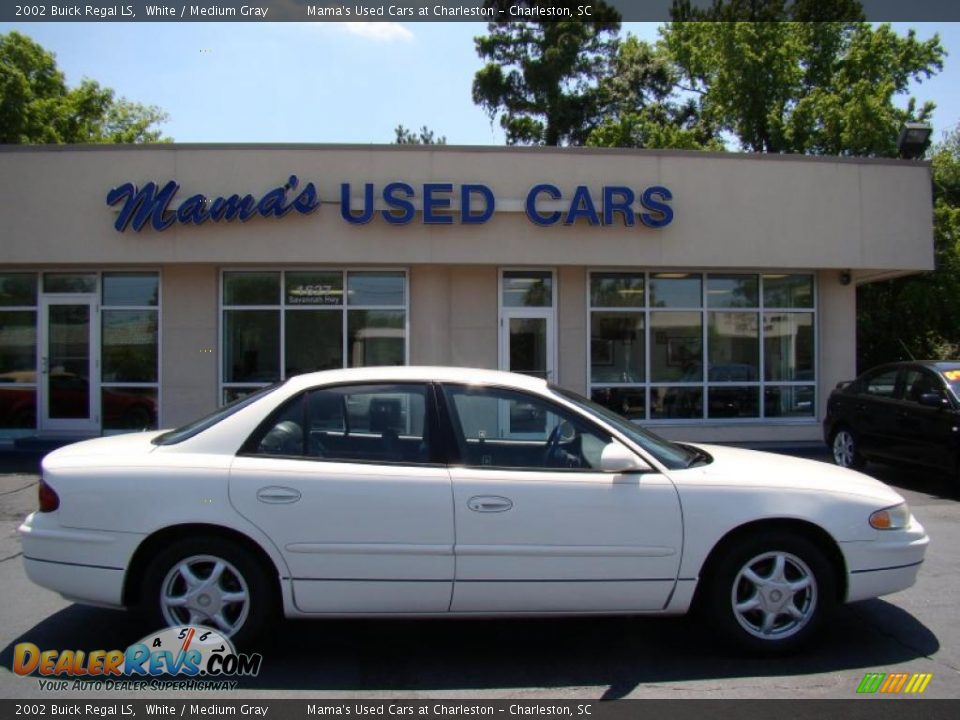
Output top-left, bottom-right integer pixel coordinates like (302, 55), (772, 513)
(106, 175), (319, 232)
(108, 178), (672, 231)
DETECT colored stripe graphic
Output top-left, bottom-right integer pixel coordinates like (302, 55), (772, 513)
(857, 672), (932, 694)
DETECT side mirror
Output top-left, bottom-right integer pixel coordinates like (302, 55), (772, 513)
(600, 441), (652, 473)
(918, 393), (948, 409)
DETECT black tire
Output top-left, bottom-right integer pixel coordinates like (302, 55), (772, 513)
(701, 531), (836, 655)
(139, 536), (277, 649)
(830, 426), (865, 470)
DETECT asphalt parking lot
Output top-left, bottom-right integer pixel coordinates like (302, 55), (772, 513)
(0, 448), (957, 700)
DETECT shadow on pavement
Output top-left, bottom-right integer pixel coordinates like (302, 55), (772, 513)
(0, 599), (938, 698)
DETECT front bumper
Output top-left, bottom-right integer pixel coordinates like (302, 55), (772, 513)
(841, 518), (929, 603)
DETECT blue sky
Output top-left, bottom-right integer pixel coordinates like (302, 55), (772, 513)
(1, 21), (957, 146)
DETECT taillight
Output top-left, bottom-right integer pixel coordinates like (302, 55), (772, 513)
(38, 478), (60, 513)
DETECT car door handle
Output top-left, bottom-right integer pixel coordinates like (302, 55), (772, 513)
(256, 486), (302, 504)
(467, 496), (513, 513)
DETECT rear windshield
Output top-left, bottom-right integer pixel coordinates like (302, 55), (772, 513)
(152, 384), (281, 446)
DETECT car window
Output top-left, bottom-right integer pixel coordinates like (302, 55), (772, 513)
(441, 384), (612, 472)
(247, 383), (434, 465)
(903, 368), (943, 404)
(862, 368), (900, 398)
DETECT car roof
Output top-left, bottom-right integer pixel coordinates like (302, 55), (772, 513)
(865, 360), (960, 374)
(282, 366), (551, 393)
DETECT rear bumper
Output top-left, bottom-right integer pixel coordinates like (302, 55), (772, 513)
(18, 511), (141, 608)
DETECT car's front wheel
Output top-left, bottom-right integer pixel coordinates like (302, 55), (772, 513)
(139, 536), (276, 648)
(703, 532), (836, 654)
(831, 427), (865, 470)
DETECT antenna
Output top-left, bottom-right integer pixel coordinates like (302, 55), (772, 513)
(897, 338), (916, 361)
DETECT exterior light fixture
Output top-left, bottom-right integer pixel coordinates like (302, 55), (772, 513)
(897, 123), (932, 160)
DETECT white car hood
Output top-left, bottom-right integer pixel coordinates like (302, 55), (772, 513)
(680, 443), (905, 505)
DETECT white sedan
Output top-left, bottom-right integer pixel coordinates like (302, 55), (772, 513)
(19, 367), (928, 653)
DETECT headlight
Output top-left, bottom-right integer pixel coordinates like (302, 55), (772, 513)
(869, 503), (911, 530)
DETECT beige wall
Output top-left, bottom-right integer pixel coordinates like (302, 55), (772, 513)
(0, 145), (934, 274)
(160, 265), (218, 428)
(0, 145), (923, 443)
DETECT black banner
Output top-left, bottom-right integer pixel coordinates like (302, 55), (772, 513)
(2, 1), (960, 24)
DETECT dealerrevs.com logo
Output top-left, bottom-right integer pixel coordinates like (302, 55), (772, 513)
(857, 672), (933, 695)
(13, 626), (262, 691)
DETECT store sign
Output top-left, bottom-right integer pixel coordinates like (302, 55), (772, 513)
(106, 175), (319, 232)
(106, 178), (673, 232)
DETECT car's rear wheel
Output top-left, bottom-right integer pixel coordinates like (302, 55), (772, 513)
(140, 536), (275, 648)
(831, 428), (865, 470)
(703, 532), (836, 654)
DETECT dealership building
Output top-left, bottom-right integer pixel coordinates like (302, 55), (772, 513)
(0, 144), (934, 445)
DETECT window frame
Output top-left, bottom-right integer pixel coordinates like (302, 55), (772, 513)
(219, 268), (410, 405)
(586, 269), (817, 424)
(239, 380), (444, 467)
(437, 382), (618, 474)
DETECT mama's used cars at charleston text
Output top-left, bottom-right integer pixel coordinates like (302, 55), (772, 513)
(19, 367), (928, 653)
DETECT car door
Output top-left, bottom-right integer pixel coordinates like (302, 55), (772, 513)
(851, 366), (905, 462)
(439, 383), (683, 613)
(229, 382), (454, 613)
(895, 366), (956, 470)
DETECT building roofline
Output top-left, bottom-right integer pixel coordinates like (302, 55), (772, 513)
(0, 143), (933, 168)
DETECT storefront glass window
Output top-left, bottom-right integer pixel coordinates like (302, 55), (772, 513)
(348, 310), (405, 367)
(100, 272), (160, 432)
(285, 311), (342, 375)
(286, 272), (343, 306)
(222, 270), (407, 402)
(223, 272), (281, 305)
(707, 274), (759, 308)
(223, 310), (281, 383)
(763, 274), (814, 308)
(590, 313), (644, 384)
(0, 273), (38, 306)
(502, 271), (553, 308)
(590, 273), (644, 307)
(102, 310), (159, 382)
(651, 312), (703, 382)
(102, 273), (159, 307)
(764, 313), (814, 381)
(43, 273), (97, 294)
(589, 271), (815, 422)
(649, 273), (701, 308)
(348, 271), (405, 306)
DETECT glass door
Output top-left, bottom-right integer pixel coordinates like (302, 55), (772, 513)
(40, 296), (99, 433)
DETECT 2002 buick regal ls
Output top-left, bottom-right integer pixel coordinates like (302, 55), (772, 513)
(19, 367), (929, 653)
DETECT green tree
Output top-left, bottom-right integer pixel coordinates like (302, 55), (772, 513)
(472, 1), (621, 146)
(0, 31), (168, 144)
(857, 130), (960, 368)
(394, 124), (447, 145)
(663, 19), (943, 155)
(586, 35), (724, 151)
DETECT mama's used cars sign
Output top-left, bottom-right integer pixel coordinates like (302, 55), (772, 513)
(106, 176), (674, 232)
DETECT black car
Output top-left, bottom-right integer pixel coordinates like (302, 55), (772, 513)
(823, 361), (960, 480)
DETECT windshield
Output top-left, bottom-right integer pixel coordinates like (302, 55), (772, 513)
(942, 369), (960, 399)
(152, 383), (282, 446)
(550, 386), (700, 470)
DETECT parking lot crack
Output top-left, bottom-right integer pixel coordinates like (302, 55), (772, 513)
(0, 482), (35, 497)
(0, 551), (23, 564)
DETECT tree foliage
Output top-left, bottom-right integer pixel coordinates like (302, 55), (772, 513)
(586, 36), (723, 151)
(472, 1), (621, 145)
(857, 130), (960, 369)
(394, 124), (447, 145)
(663, 19), (943, 155)
(0, 31), (169, 144)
